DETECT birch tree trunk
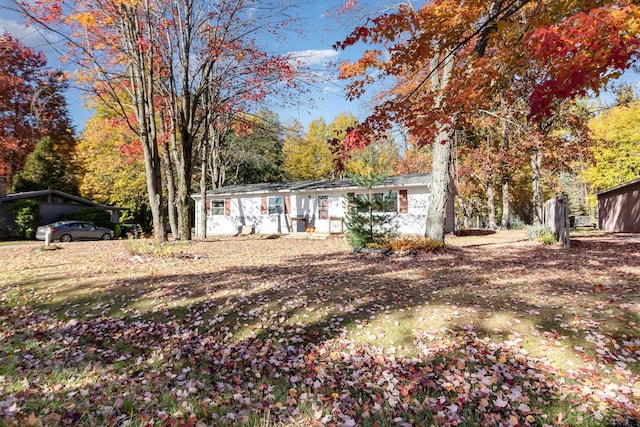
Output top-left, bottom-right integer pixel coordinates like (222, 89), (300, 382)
(486, 177), (496, 229)
(458, 196), (472, 229)
(501, 178), (510, 228)
(500, 121), (510, 228)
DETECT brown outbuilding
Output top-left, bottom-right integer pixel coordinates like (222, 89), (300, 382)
(597, 178), (640, 233)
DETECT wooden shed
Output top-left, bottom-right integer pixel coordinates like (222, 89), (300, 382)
(597, 178), (640, 233)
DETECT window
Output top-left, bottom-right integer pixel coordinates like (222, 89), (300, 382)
(268, 196), (284, 214)
(210, 199), (225, 216)
(318, 196), (329, 219)
(358, 192), (398, 213)
(375, 192), (397, 213)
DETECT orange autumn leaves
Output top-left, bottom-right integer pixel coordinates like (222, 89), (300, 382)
(337, 1), (640, 130)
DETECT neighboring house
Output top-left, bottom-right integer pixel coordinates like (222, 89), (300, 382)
(0, 187), (123, 230)
(597, 178), (640, 233)
(191, 173), (455, 236)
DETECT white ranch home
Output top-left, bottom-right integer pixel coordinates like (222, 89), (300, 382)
(191, 173), (455, 236)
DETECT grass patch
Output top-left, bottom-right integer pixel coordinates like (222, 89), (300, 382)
(0, 232), (639, 425)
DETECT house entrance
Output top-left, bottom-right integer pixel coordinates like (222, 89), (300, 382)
(316, 196), (344, 233)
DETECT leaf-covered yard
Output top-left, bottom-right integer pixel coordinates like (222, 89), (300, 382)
(1, 231), (639, 426)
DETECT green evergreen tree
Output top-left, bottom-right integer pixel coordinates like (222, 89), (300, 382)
(12, 137), (78, 194)
(344, 151), (398, 248)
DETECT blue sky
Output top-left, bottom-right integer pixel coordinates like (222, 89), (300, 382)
(2, 0), (638, 134)
(0, 0), (371, 133)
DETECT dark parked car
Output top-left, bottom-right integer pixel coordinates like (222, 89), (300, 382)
(36, 221), (114, 242)
(119, 223), (142, 239)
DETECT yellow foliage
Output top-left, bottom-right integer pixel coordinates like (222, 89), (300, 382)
(344, 141), (399, 178)
(70, 12), (96, 27)
(114, 0), (140, 8)
(77, 110), (147, 214)
(585, 99), (640, 191)
(283, 119), (333, 180)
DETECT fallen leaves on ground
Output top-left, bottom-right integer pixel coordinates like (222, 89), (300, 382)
(0, 231), (639, 426)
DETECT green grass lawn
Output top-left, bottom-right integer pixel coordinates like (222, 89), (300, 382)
(1, 231), (639, 426)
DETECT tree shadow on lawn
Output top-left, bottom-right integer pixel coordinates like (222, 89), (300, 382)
(2, 235), (640, 425)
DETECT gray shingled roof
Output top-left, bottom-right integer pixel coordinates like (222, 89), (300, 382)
(0, 189), (123, 210)
(196, 173), (432, 197)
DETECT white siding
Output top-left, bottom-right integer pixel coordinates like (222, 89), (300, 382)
(195, 183), (442, 237)
(202, 196), (293, 235)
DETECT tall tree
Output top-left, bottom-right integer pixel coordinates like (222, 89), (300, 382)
(12, 137), (78, 194)
(223, 109), (285, 185)
(77, 109), (149, 227)
(585, 94), (640, 191)
(336, 0), (640, 241)
(0, 32), (75, 187)
(20, 0), (302, 242)
(153, 0), (299, 240)
(343, 140), (399, 178)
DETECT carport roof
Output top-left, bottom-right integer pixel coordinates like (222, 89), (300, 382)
(0, 189), (123, 210)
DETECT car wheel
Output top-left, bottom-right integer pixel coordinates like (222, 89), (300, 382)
(102, 233), (112, 240)
(60, 234), (72, 242)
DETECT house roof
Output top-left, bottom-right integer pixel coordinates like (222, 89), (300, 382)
(0, 189), (124, 210)
(596, 177), (640, 197)
(193, 173), (432, 198)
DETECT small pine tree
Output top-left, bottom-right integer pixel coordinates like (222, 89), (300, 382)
(344, 150), (398, 248)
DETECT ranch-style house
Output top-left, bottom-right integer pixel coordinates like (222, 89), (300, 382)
(191, 173), (455, 237)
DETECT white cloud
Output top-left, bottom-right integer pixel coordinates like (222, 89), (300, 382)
(288, 49), (339, 66)
(0, 17), (60, 52)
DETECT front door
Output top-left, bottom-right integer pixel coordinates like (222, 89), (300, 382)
(316, 195), (344, 233)
(314, 195), (329, 233)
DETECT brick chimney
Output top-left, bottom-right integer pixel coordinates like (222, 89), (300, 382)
(0, 176), (7, 197)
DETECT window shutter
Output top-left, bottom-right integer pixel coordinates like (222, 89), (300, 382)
(261, 196), (267, 215)
(225, 198), (231, 216)
(399, 190), (408, 214)
(206, 198), (211, 215)
(284, 195), (291, 214)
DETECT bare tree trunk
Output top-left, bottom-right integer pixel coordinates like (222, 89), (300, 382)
(426, 129), (452, 242)
(172, 128), (193, 241)
(122, 3), (165, 243)
(500, 121), (510, 228)
(501, 178), (510, 227)
(160, 135), (178, 238)
(458, 196), (472, 229)
(198, 142), (207, 239)
(425, 52), (454, 243)
(486, 177), (496, 229)
(208, 131), (226, 189)
(531, 145), (543, 225)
